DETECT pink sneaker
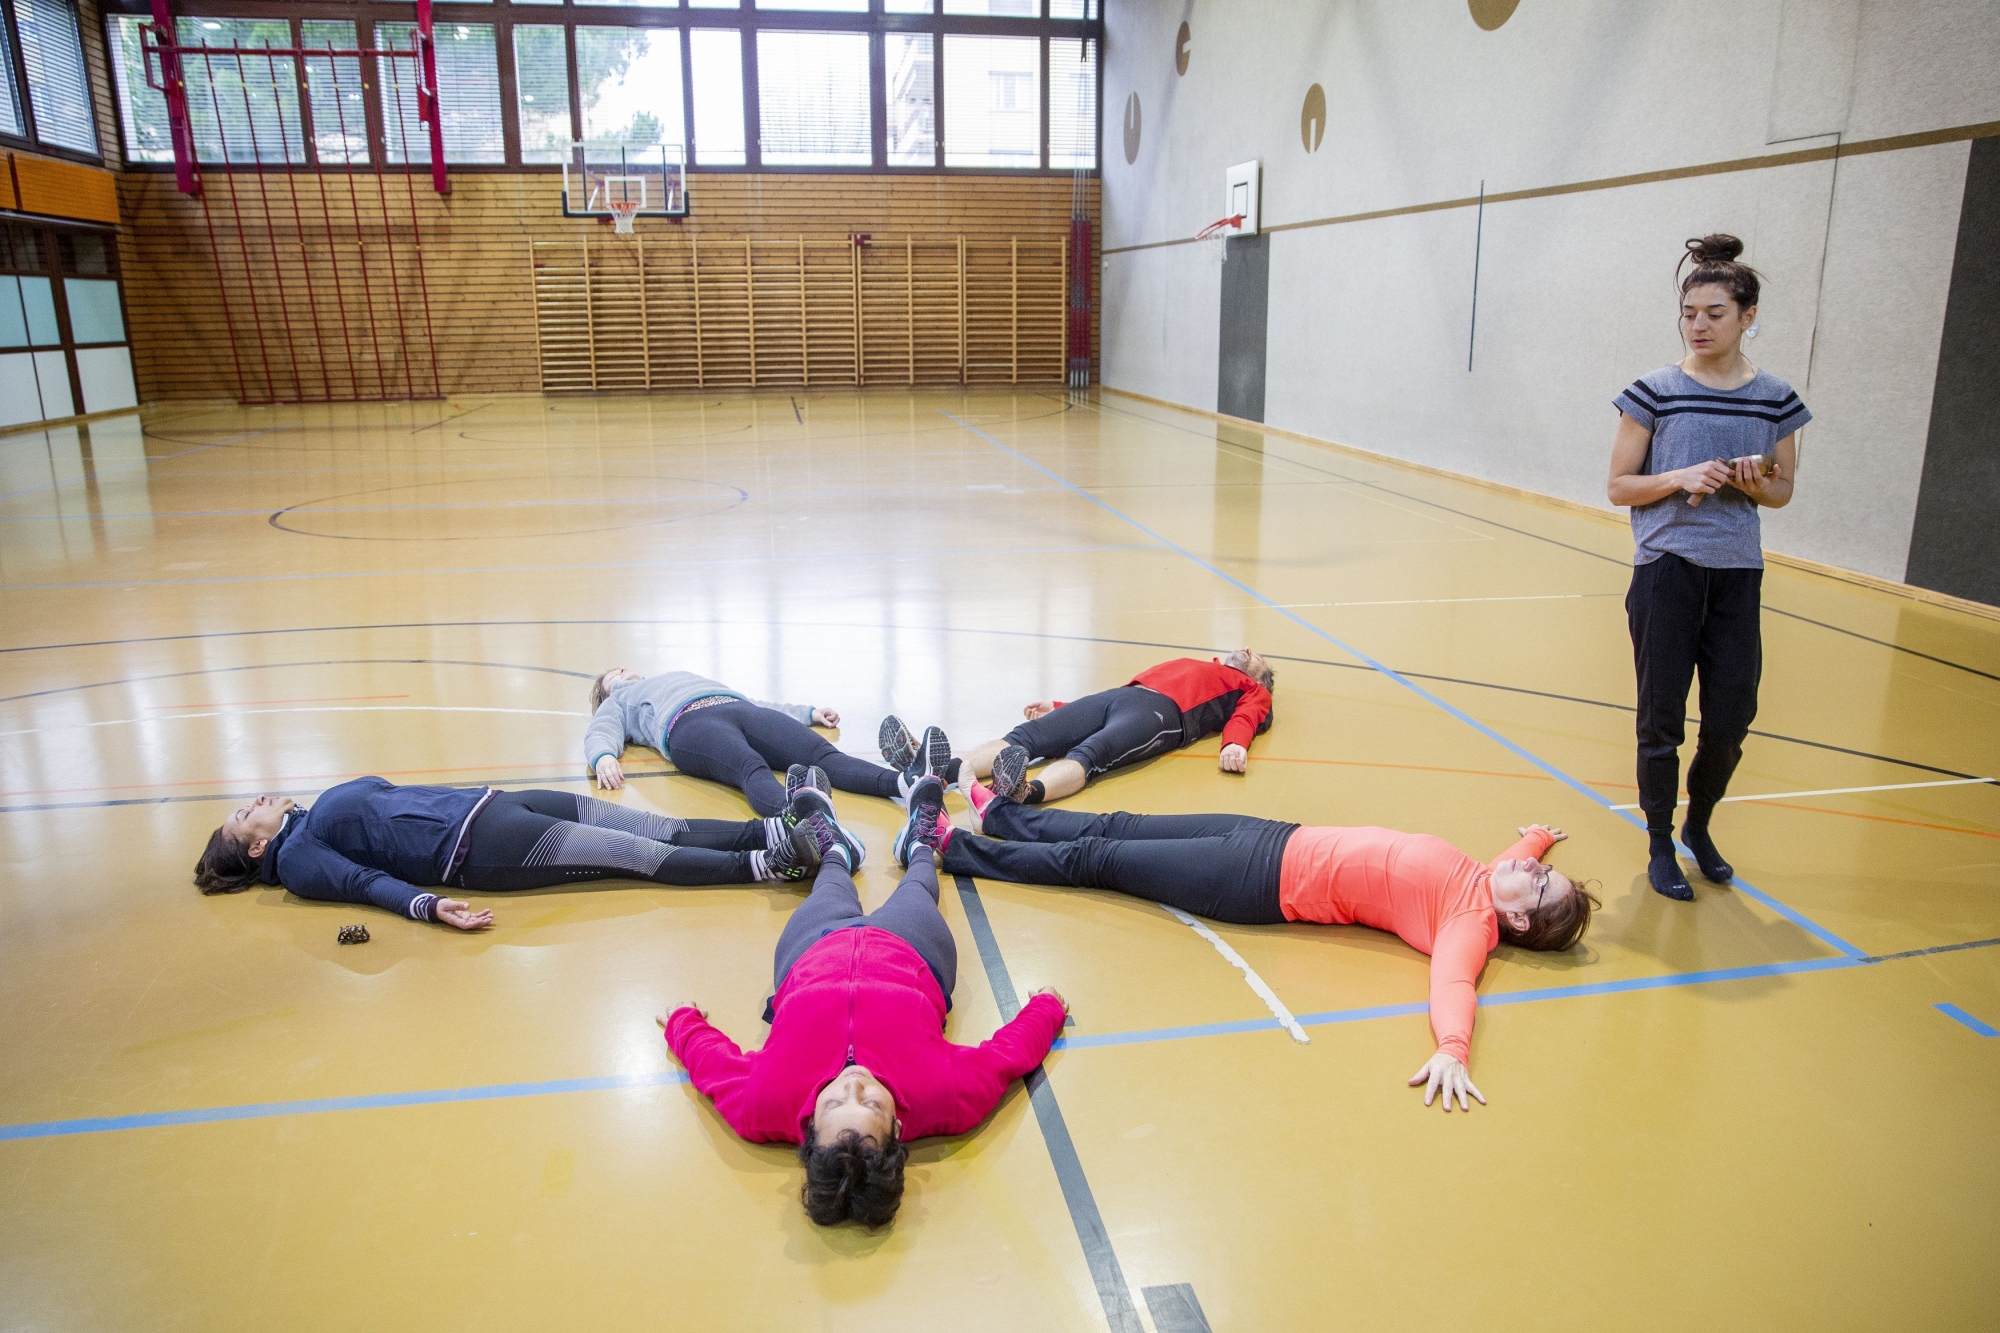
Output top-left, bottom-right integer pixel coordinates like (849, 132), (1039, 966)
(966, 780), (995, 820)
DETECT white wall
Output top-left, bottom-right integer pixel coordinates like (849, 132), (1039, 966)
(1100, 0), (2000, 582)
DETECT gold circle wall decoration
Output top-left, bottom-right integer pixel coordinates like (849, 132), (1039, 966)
(1123, 91), (1142, 164)
(1468, 0), (1521, 30)
(1175, 21), (1191, 75)
(1301, 83), (1326, 152)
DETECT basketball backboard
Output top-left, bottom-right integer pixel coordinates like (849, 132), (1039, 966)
(561, 142), (688, 221)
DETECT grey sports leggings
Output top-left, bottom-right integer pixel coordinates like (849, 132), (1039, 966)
(769, 848), (957, 1005)
(457, 789), (768, 891)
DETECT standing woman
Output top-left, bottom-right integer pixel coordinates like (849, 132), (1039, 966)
(1608, 235), (1808, 901)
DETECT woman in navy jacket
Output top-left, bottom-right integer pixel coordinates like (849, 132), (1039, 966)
(193, 777), (826, 928)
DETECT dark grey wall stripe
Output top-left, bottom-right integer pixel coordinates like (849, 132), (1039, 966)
(953, 876), (1148, 1333)
(1906, 135), (2000, 607)
(1217, 233), (1270, 422)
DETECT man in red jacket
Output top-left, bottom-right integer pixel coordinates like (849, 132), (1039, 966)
(658, 785), (1068, 1230)
(920, 648), (1274, 806)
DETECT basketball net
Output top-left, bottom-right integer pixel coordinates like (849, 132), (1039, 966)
(609, 199), (640, 235)
(1195, 214), (1245, 241)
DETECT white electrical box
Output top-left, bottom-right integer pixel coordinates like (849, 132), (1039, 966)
(1223, 159), (1261, 236)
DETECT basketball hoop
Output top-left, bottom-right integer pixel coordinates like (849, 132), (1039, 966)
(1196, 214), (1245, 241)
(608, 198), (641, 235)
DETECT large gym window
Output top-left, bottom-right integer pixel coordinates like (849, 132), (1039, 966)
(100, 0), (1098, 176)
(4, 0), (101, 160)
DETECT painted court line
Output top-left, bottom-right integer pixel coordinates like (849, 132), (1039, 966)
(9, 936), (1995, 1145)
(1934, 1003), (1998, 1037)
(1165, 908), (1310, 1043)
(0, 705), (590, 740)
(939, 410), (1870, 962)
(1610, 777), (1998, 809)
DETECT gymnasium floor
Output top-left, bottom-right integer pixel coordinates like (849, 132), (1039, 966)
(2, 388), (1996, 1331)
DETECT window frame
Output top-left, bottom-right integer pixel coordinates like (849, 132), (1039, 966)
(2, 0), (106, 164)
(100, 0), (1100, 176)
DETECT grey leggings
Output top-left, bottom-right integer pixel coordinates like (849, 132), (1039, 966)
(458, 789), (767, 891)
(768, 848), (957, 1013)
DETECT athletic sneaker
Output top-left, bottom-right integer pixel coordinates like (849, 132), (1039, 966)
(762, 821), (823, 882)
(964, 779), (995, 833)
(988, 743), (1031, 803)
(892, 724), (954, 802)
(796, 811), (856, 873)
(878, 715), (919, 773)
(785, 763), (831, 804)
(786, 783), (867, 870)
(893, 775), (952, 868)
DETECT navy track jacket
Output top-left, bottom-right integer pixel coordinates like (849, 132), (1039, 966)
(260, 778), (488, 921)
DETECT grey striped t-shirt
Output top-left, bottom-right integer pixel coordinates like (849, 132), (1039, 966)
(1614, 365), (1810, 570)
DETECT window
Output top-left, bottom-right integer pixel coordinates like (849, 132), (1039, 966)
(885, 33), (933, 167)
(1049, 37), (1095, 169)
(377, 21), (503, 164)
(0, 221), (132, 425)
(104, 4), (1096, 175)
(689, 27), (744, 166)
(0, 14), (21, 137)
(943, 34), (1038, 168)
(577, 27), (683, 149)
(757, 31), (868, 166)
(514, 26), (572, 164)
(301, 20), (366, 166)
(14, 0), (99, 155)
(176, 18), (303, 166)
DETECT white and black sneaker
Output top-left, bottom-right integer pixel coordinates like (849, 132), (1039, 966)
(892, 724), (954, 802)
(785, 763), (831, 805)
(878, 715), (919, 773)
(892, 775), (952, 868)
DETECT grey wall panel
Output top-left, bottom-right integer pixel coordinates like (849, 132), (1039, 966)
(1905, 136), (2000, 607)
(1217, 233), (1268, 422)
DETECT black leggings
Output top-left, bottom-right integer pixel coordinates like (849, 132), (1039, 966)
(768, 847), (956, 1017)
(458, 789), (767, 891)
(940, 803), (1295, 925)
(1627, 553), (1762, 834)
(666, 700), (900, 816)
(1003, 685), (1185, 778)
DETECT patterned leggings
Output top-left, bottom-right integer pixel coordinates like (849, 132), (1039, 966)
(457, 790), (769, 891)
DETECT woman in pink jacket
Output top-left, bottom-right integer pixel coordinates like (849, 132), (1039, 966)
(659, 776), (1068, 1229)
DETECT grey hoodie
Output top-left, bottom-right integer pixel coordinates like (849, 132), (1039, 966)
(583, 672), (815, 770)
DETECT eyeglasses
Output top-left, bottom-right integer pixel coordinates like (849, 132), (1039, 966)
(1531, 864), (1552, 913)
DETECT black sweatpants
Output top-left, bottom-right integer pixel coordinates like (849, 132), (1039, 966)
(457, 789), (767, 891)
(1002, 685), (1186, 778)
(941, 802), (1295, 925)
(666, 700), (900, 816)
(770, 847), (957, 1010)
(1627, 552), (1763, 834)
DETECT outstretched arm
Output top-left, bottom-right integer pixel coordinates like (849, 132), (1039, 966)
(941, 991), (1068, 1135)
(1495, 824), (1562, 868)
(1408, 913), (1490, 1111)
(1218, 678), (1272, 770)
(280, 838), (491, 929)
(585, 696), (631, 787)
(749, 698), (819, 726)
(660, 1005), (767, 1139)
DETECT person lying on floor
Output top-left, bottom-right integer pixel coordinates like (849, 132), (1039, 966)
(193, 772), (844, 929)
(586, 663), (912, 818)
(884, 649), (1274, 808)
(659, 785), (1066, 1230)
(896, 778), (1597, 1112)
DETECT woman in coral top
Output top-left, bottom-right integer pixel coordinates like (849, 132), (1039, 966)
(897, 782), (1596, 1113)
(659, 777), (1068, 1229)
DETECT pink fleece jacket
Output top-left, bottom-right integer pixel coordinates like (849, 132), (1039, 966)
(662, 925), (1066, 1144)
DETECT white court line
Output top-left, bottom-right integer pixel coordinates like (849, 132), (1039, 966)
(1166, 908), (1310, 1044)
(1133, 592), (1620, 615)
(1607, 777), (1998, 810)
(0, 705), (589, 739)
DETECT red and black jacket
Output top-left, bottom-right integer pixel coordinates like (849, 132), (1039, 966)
(1129, 658), (1273, 751)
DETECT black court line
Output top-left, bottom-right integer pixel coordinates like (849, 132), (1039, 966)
(410, 402), (491, 434)
(1, 622), (1980, 785)
(1144, 1284), (1216, 1333)
(0, 768), (676, 817)
(954, 875), (1148, 1333)
(1070, 393), (2000, 682)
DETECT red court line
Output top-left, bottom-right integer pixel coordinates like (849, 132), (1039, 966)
(1753, 799), (2000, 840)
(1162, 751), (1630, 787)
(155, 694), (411, 709)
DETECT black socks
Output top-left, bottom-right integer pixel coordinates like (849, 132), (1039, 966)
(1681, 820), (1733, 882)
(1021, 779), (1047, 805)
(1647, 830), (1693, 901)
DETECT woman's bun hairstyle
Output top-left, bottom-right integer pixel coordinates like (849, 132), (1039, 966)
(194, 825), (261, 894)
(1677, 233), (1761, 310)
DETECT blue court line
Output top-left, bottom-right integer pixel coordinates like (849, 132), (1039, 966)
(1934, 1003), (1999, 1037)
(940, 410), (1870, 962)
(0, 1071), (689, 1142)
(12, 937), (1994, 1144)
(0, 542), (1152, 592)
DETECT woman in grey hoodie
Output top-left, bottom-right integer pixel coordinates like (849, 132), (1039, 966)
(584, 666), (904, 821)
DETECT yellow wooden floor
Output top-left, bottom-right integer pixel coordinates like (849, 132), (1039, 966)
(2, 389), (1997, 1331)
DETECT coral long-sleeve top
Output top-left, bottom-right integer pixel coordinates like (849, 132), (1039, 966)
(1277, 825), (1557, 1066)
